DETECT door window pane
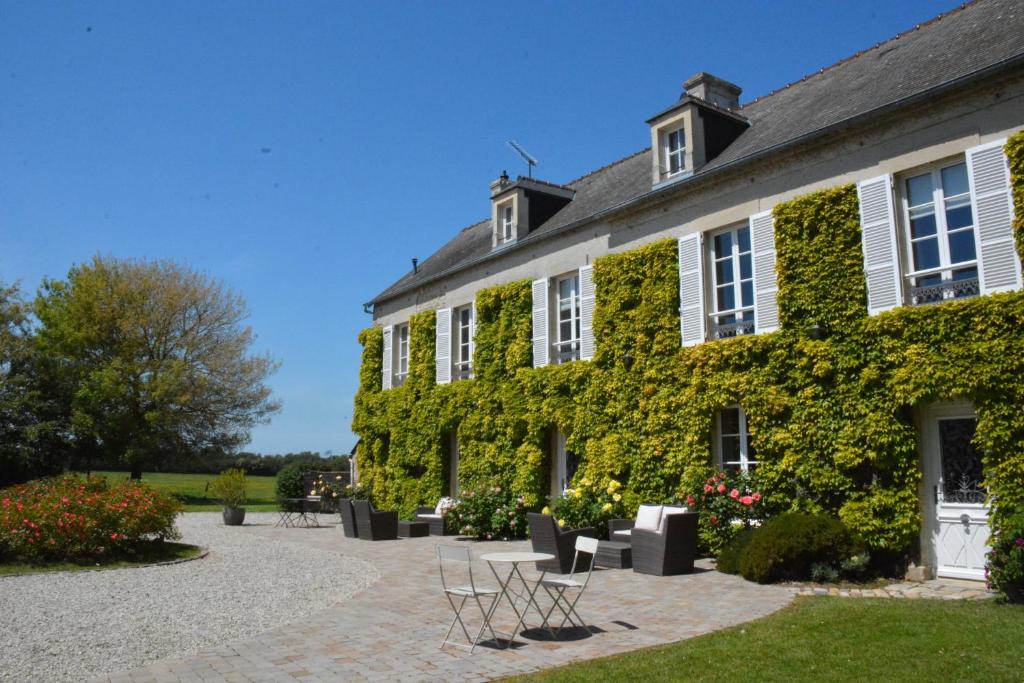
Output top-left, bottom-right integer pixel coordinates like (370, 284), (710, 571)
(944, 201), (973, 231)
(912, 238), (940, 270)
(909, 211), (937, 239)
(947, 230), (977, 265)
(940, 163), (969, 197)
(906, 173), (934, 207)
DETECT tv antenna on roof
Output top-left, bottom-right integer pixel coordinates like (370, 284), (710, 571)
(506, 140), (538, 178)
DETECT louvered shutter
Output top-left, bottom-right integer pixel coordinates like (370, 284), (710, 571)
(381, 325), (393, 390)
(678, 233), (705, 347)
(967, 140), (1022, 294)
(749, 210), (779, 333)
(435, 308), (451, 385)
(857, 175), (903, 314)
(579, 265), (596, 360)
(532, 278), (549, 367)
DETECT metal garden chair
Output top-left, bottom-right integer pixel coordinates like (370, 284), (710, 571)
(436, 545), (500, 652)
(537, 535), (599, 635)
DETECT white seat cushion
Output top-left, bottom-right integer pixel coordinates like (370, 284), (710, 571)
(418, 513), (442, 520)
(658, 506), (689, 533)
(611, 529), (632, 542)
(634, 505), (663, 531)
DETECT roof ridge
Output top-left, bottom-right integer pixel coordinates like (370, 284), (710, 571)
(566, 147), (650, 186)
(741, 1), (974, 108)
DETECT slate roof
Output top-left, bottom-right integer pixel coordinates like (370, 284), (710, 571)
(371, 0), (1024, 306)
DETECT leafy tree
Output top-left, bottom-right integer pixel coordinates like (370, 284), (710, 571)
(34, 256), (281, 478)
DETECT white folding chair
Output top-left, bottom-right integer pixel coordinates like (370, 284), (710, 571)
(436, 545), (500, 652)
(538, 535), (599, 635)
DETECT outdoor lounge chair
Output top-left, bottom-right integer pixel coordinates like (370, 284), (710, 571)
(352, 499), (399, 541)
(526, 513), (596, 574)
(631, 507), (699, 576)
(607, 504), (687, 543)
(338, 498), (359, 538)
(416, 497), (456, 535)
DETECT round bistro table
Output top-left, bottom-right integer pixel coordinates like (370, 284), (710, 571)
(479, 551), (555, 648)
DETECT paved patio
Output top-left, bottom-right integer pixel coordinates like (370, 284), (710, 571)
(96, 514), (793, 682)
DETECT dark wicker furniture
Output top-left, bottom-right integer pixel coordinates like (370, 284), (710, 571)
(595, 540), (632, 569)
(339, 498), (359, 538)
(526, 513), (596, 574)
(415, 506), (451, 536)
(631, 510), (699, 576)
(398, 520), (430, 537)
(352, 499), (399, 541)
(607, 518), (636, 543)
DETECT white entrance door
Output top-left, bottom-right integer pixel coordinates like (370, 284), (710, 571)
(922, 404), (990, 580)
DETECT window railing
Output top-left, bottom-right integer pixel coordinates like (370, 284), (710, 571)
(393, 372), (407, 387)
(710, 307), (755, 339)
(906, 264), (980, 306)
(553, 339), (580, 364)
(453, 361), (473, 381)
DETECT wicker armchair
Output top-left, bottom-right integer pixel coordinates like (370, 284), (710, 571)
(339, 498), (359, 538)
(415, 506), (451, 536)
(631, 510), (699, 576)
(527, 513), (596, 574)
(607, 518), (636, 543)
(352, 499), (399, 541)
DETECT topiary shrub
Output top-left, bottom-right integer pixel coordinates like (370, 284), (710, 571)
(275, 461), (319, 503)
(716, 526), (757, 575)
(738, 512), (861, 584)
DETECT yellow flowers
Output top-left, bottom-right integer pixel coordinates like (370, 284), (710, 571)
(541, 506), (551, 515)
(581, 478), (592, 488)
(557, 518), (565, 528)
(612, 493), (622, 502)
(601, 502), (612, 513)
(606, 479), (622, 495)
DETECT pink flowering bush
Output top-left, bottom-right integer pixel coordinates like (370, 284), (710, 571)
(444, 483), (527, 540)
(0, 475), (182, 562)
(682, 470), (764, 555)
(986, 513), (1024, 603)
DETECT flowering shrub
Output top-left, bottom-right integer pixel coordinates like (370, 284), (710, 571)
(683, 470), (764, 555)
(310, 473), (345, 502)
(0, 475), (182, 562)
(546, 478), (628, 539)
(986, 514), (1024, 603)
(343, 481), (371, 500)
(444, 484), (527, 540)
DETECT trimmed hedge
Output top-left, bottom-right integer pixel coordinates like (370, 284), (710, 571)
(737, 512), (861, 584)
(352, 134), (1024, 565)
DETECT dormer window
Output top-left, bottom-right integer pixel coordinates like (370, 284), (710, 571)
(502, 205), (515, 243)
(666, 127), (686, 177)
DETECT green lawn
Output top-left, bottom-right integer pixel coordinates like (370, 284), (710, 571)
(85, 471), (279, 512)
(0, 541), (203, 576)
(507, 597), (1024, 682)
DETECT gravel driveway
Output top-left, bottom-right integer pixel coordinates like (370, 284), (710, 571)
(0, 512), (377, 683)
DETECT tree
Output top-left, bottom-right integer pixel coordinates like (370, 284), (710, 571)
(34, 256), (281, 478)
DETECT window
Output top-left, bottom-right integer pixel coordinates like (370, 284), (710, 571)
(551, 430), (580, 497)
(709, 224), (754, 338)
(715, 407), (756, 474)
(666, 126), (686, 177)
(502, 204), (514, 243)
(554, 274), (581, 363)
(394, 323), (409, 386)
(453, 305), (473, 381)
(901, 160), (979, 305)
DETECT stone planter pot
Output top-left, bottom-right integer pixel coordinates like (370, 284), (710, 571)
(222, 506), (246, 526)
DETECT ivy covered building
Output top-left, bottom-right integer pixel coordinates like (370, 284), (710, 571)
(354, 0), (1024, 582)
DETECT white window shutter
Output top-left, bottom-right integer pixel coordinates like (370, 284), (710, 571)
(532, 278), (549, 367)
(749, 210), (779, 333)
(579, 265), (596, 360)
(967, 140), (1022, 294)
(381, 325), (393, 390)
(435, 308), (451, 385)
(857, 175), (903, 314)
(678, 233), (705, 347)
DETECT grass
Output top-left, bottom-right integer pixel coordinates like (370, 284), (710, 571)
(507, 597), (1024, 682)
(84, 471), (280, 512)
(0, 541), (203, 576)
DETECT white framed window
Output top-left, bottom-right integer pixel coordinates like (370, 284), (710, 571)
(554, 273), (581, 364)
(502, 204), (514, 243)
(715, 406), (756, 474)
(550, 430), (580, 497)
(709, 223), (754, 338)
(665, 126), (686, 177)
(899, 159), (980, 305)
(453, 304), (473, 381)
(394, 323), (409, 386)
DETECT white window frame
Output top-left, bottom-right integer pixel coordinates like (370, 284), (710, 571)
(664, 125), (686, 177)
(708, 223), (755, 339)
(898, 158), (980, 305)
(452, 304), (473, 381)
(502, 203), (515, 243)
(553, 273), (581, 364)
(394, 323), (409, 386)
(715, 406), (757, 474)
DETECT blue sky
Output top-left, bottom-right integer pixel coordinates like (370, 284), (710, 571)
(1, 0), (961, 455)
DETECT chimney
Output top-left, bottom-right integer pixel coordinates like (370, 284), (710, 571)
(683, 72), (742, 110)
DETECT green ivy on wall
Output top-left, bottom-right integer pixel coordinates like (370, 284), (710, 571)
(353, 133), (1024, 558)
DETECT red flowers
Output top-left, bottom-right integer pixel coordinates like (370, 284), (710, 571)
(717, 483), (727, 494)
(686, 495), (696, 507)
(704, 484), (713, 493)
(740, 495), (754, 506)
(729, 489), (740, 499)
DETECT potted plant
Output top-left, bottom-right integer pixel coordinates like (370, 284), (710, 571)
(210, 468), (247, 525)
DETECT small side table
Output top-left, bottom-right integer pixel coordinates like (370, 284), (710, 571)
(595, 540), (632, 569)
(398, 520), (430, 537)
